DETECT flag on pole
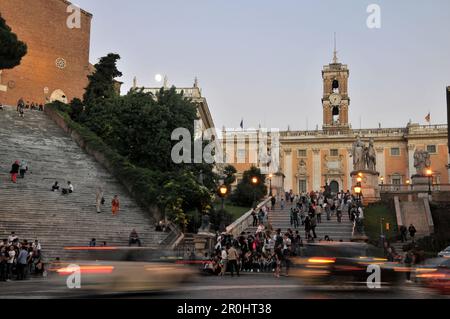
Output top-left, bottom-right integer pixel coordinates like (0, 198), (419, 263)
(425, 113), (431, 123)
(240, 119), (244, 130)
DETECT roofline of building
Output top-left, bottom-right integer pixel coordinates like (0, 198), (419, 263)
(60, 0), (93, 18)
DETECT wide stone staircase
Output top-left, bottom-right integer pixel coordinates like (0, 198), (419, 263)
(0, 107), (169, 260)
(245, 203), (354, 241)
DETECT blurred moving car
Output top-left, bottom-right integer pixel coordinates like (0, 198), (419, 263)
(291, 242), (404, 290)
(415, 257), (450, 295)
(438, 246), (450, 258)
(47, 247), (196, 296)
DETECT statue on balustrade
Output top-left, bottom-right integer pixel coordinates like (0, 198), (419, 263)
(352, 136), (377, 172)
(413, 149), (431, 176)
(352, 136), (366, 171)
(364, 138), (377, 171)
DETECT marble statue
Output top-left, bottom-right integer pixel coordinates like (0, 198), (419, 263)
(414, 149), (431, 176)
(364, 138), (377, 171)
(352, 136), (366, 171)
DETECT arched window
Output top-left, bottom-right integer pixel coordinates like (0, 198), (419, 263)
(332, 106), (340, 124)
(332, 79), (339, 93)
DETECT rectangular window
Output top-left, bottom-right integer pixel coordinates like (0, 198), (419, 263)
(299, 180), (307, 193)
(330, 149), (339, 157)
(298, 149), (307, 157)
(392, 178), (401, 185)
(390, 148), (400, 156)
(237, 149), (246, 163)
(427, 145), (437, 154)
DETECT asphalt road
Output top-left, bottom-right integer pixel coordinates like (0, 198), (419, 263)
(0, 273), (448, 299)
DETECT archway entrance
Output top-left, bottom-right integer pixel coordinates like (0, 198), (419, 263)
(50, 89), (68, 104)
(329, 181), (339, 194)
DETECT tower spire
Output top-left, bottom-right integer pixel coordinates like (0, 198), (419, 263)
(333, 32), (338, 64)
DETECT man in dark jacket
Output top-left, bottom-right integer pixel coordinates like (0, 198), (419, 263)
(408, 225), (417, 243)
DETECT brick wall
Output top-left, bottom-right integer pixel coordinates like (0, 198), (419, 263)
(0, 0), (92, 106)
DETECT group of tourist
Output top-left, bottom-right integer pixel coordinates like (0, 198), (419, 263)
(285, 189), (364, 239)
(16, 98), (44, 117)
(0, 232), (44, 282)
(201, 188), (364, 278)
(9, 160), (28, 183)
(204, 228), (295, 278)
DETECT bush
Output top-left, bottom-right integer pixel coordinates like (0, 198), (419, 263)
(230, 166), (267, 207)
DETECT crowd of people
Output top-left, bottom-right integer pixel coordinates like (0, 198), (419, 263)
(284, 189), (364, 239)
(16, 98), (45, 117)
(0, 232), (44, 282)
(203, 189), (361, 278)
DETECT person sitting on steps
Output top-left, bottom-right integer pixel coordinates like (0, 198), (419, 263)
(52, 181), (60, 192)
(62, 181), (74, 195)
(129, 229), (142, 247)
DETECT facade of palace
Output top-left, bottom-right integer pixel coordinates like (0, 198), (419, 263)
(0, 0), (92, 106)
(221, 55), (449, 195)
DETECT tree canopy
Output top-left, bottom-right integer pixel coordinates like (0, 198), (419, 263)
(83, 53), (122, 105)
(0, 15), (27, 70)
(230, 166), (267, 207)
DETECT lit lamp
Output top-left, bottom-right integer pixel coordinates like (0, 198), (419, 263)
(380, 176), (384, 185)
(355, 174), (363, 202)
(251, 176), (259, 208)
(218, 185), (228, 211)
(426, 169), (433, 195)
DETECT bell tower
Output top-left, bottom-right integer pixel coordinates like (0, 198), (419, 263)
(322, 35), (350, 131)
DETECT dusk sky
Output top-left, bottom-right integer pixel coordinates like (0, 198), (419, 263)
(74, 0), (450, 131)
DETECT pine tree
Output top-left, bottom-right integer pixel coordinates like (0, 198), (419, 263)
(0, 15), (27, 70)
(83, 53), (122, 105)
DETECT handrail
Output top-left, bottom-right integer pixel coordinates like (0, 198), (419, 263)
(226, 197), (272, 238)
(161, 221), (185, 250)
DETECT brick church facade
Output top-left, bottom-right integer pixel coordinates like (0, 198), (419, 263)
(0, 0), (92, 106)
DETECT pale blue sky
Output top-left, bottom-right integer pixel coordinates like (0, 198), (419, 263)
(74, 0), (450, 131)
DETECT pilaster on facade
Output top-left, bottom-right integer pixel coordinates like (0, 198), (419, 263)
(312, 149), (321, 192)
(407, 144), (416, 179)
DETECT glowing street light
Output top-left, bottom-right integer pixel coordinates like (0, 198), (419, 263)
(218, 185), (229, 211)
(426, 169), (433, 195)
(251, 176), (259, 208)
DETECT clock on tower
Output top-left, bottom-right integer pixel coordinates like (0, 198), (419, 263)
(322, 47), (350, 131)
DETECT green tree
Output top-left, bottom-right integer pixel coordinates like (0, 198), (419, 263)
(83, 53), (122, 105)
(230, 166), (267, 207)
(0, 15), (27, 70)
(223, 165), (237, 190)
(83, 88), (200, 172)
(69, 98), (84, 122)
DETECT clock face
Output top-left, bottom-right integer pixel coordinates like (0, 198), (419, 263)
(329, 93), (342, 106)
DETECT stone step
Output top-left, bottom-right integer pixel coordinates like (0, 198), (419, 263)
(0, 107), (170, 260)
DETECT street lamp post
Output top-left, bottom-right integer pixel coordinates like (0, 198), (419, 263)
(426, 169), (433, 196)
(354, 174), (363, 203)
(251, 176), (259, 208)
(218, 185), (228, 211)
